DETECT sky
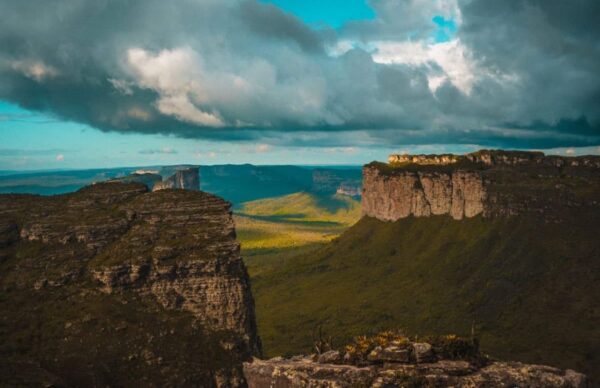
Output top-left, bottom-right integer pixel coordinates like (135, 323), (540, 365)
(0, 0), (599, 170)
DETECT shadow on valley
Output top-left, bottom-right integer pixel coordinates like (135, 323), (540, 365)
(248, 214), (600, 381)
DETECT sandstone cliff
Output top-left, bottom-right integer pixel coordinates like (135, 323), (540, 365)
(0, 182), (258, 386)
(153, 167), (200, 191)
(364, 150), (600, 221)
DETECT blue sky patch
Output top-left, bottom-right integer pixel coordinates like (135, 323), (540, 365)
(432, 15), (457, 42)
(261, 0), (375, 28)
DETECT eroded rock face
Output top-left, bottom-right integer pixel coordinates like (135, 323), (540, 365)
(244, 357), (589, 388)
(362, 168), (486, 220)
(364, 150), (600, 222)
(153, 167), (200, 192)
(88, 186), (259, 355)
(0, 182), (259, 386)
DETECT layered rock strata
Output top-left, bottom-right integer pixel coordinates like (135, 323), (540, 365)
(90, 187), (259, 353)
(364, 150), (600, 221)
(0, 182), (260, 385)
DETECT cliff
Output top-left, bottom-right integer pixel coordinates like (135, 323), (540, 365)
(0, 182), (258, 386)
(107, 166), (200, 192)
(153, 167), (200, 191)
(364, 150), (600, 221)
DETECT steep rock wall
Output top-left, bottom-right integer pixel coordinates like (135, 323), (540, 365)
(153, 167), (200, 191)
(362, 167), (486, 220)
(364, 150), (600, 222)
(89, 186), (259, 355)
(0, 182), (260, 385)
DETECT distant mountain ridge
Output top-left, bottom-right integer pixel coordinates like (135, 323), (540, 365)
(0, 164), (362, 205)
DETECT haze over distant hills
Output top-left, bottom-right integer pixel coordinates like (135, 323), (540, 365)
(0, 165), (362, 205)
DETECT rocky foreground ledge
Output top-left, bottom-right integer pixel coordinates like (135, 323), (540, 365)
(244, 332), (589, 387)
(244, 357), (588, 387)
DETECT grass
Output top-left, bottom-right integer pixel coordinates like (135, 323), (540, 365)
(235, 192), (361, 252)
(248, 214), (600, 380)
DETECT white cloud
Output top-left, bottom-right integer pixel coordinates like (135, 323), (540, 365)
(56, 154), (64, 161)
(10, 60), (58, 81)
(255, 144), (271, 153)
(126, 47), (224, 127)
(371, 39), (478, 95)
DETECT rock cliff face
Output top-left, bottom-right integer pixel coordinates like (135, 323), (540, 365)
(90, 188), (258, 353)
(153, 167), (200, 191)
(0, 182), (258, 386)
(363, 168), (485, 220)
(364, 150), (600, 221)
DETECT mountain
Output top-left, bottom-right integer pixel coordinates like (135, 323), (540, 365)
(0, 182), (259, 386)
(250, 150), (600, 381)
(200, 165), (361, 206)
(0, 165), (362, 206)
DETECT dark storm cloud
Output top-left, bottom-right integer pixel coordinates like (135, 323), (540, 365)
(0, 0), (598, 149)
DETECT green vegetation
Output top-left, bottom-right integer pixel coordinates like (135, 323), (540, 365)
(236, 192), (361, 251)
(0, 256), (241, 386)
(248, 215), (600, 380)
(343, 330), (480, 365)
(367, 159), (484, 175)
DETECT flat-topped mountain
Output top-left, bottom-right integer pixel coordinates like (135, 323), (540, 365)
(364, 150), (600, 221)
(250, 150), (600, 382)
(0, 182), (259, 386)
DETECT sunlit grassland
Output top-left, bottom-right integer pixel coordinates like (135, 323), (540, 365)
(234, 192), (361, 252)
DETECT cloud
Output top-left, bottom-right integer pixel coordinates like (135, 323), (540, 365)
(255, 144), (271, 153)
(139, 147), (178, 155)
(0, 0), (598, 149)
(55, 154), (64, 161)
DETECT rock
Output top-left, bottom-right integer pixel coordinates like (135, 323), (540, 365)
(244, 357), (589, 387)
(153, 167), (200, 192)
(412, 342), (433, 362)
(0, 181), (260, 386)
(362, 167), (486, 221)
(89, 186), (260, 356)
(108, 172), (163, 190)
(363, 150), (600, 222)
(317, 350), (342, 364)
(367, 346), (410, 363)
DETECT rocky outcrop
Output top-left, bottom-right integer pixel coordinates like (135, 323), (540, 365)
(364, 150), (600, 221)
(90, 188), (259, 354)
(362, 168), (486, 220)
(388, 153), (460, 165)
(153, 167), (200, 192)
(0, 182), (259, 386)
(244, 357), (588, 387)
(245, 331), (589, 387)
(389, 149), (600, 168)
